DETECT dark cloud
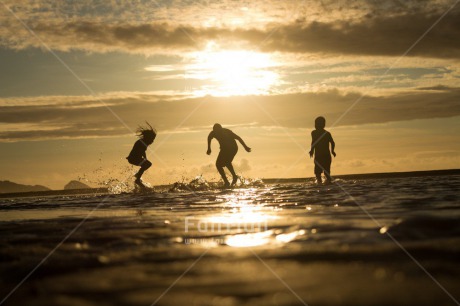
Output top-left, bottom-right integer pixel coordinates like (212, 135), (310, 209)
(262, 13), (460, 58)
(1, 87), (460, 141)
(0, 126), (126, 140)
(4, 10), (460, 58)
(417, 85), (455, 91)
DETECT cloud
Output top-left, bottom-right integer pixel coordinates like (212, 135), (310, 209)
(1, 86), (460, 141)
(2, 8), (460, 58)
(417, 85), (455, 91)
(333, 153), (460, 175)
(199, 163), (215, 175)
(348, 160), (365, 168)
(262, 12), (460, 58)
(236, 158), (252, 172)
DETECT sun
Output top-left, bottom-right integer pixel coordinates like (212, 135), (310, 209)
(186, 44), (279, 96)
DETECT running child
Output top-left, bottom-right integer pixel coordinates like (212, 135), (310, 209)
(207, 123), (251, 187)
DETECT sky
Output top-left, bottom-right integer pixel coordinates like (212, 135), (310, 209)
(0, 0), (459, 189)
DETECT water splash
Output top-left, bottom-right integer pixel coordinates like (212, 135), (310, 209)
(103, 178), (133, 194)
(78, 162), (139, 194)
(169, 175), (218, 192)
(237, 176), (265, 187)
(168, 175), (266, 192)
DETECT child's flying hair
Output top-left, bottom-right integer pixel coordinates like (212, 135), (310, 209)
(136, 121), (157, 140)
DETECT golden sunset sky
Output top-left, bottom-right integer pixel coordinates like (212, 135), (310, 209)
(0, 0), (459, 189)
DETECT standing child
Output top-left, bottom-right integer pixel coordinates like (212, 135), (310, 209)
(309, 116), (336, 184)
(127, 122), (156, 187)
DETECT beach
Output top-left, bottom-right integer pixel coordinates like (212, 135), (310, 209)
(1, 171), (459, 306)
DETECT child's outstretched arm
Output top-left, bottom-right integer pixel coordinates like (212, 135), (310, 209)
(206, 132), (213, 155)
(330, 135), (336, 157)
(309, 131), (315, 158)
(234, 134), (251, 152)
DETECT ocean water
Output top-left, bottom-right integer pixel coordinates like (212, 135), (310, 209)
(0, 174), (459, 306)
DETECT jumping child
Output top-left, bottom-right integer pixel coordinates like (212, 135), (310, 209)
(309, 116), (336, 184)
(127, 122), (156, 187)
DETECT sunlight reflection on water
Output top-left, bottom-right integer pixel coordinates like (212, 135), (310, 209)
(206, 206), (277, 225)
(225, 230), (274, 247)
(196, 191), (306, 248)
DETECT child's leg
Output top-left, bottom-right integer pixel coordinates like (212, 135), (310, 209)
(226, 163), (238, 185)
(315, 174), (322, 184)
(324, 160), (332, 182)
(314, 160), (322, 184)
(135, 160), (152, 181)
(227, 151), (238, 185)
(216, 152), (230, 186)
(216, 164), (229, 186)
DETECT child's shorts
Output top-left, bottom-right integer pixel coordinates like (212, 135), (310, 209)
(314, 156), (331, 175)
(127, 157), (152, 169)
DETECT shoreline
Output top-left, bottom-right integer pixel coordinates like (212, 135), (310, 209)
(0, 168), (459, 199)
(262, 168), (460, 184)
(0, 187), (110, 199)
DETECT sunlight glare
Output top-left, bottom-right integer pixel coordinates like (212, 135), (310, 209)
(225, 230), (274, 247)
(207, 206), (275, 225)
(187, 44), (279, 96)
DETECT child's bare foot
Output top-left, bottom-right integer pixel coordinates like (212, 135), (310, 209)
(223, 181), (230, 189)
(231, 176), (238, 186)
(136, 182), (147, 190)
(134, 175), (144, 187)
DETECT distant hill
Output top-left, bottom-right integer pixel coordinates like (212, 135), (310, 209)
(64, 180), (91, 190)
(0, 180), (51, 194)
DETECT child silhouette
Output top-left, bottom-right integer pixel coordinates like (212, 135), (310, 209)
(127, 122), (156, 187)
(207, 123), (251, 187)
(309, 116), (336, 184)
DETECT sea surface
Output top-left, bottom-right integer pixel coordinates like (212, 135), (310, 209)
(0, 174), (459, 306)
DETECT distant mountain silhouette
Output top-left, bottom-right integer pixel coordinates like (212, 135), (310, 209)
(0, 180), (51, 194)
(64, 180), (91, 190)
